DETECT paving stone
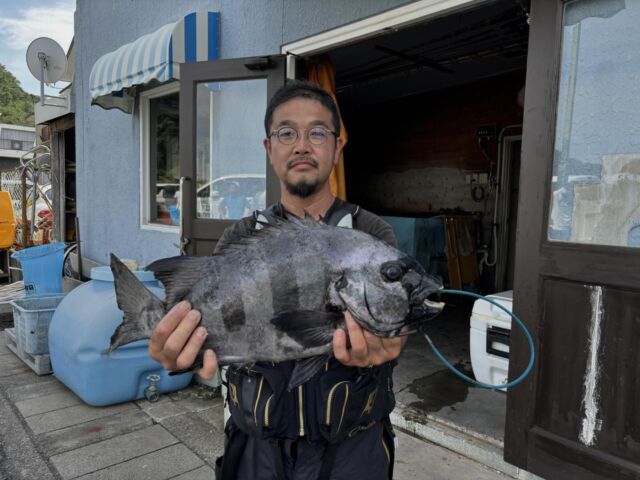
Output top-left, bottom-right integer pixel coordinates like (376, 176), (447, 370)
(0, 350), (30, 377)
(160, 411), (225, 467)
(74, 444), (204, 480)
(0, 369), (56, 389)
(50, 424), (178, 479)
(169, 393), (220, 413)
(16, 390), (82, 417)
(26, 403), (134, 434)
(36, 408), (154, 457)
(0, 390), (56, 480)
(135, 395), (172, 411)
(196, 400), (224, 431)
(171, 465), (217, 480)
(139, 399), (189, 422)
(6, 377), (68, 402)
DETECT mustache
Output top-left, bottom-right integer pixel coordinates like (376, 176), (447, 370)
(287, 156), (318, 169)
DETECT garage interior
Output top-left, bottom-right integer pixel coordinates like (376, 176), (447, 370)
(309, 0), (530, 443)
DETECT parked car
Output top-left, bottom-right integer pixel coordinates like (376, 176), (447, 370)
(196, 174), (266, 219)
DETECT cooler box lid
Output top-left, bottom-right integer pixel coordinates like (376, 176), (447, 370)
(471, 290), (513, 328)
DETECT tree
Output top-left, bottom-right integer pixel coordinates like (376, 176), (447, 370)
(0, 64), (38, 126)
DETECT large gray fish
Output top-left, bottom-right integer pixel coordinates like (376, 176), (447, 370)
(109, 216), (444, 389)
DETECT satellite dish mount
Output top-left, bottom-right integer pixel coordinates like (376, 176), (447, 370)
(26, 37), (67, 106)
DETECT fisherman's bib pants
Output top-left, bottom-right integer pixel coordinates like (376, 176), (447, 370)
(214, 200), (398, 480)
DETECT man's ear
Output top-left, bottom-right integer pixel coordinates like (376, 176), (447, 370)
(263, 138), (273, 164)
(333, 137), (345, 165)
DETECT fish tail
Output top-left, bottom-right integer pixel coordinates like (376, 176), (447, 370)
(108, 254), (164, 352)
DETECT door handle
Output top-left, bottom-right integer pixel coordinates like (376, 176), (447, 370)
(179, 176), (191, 255)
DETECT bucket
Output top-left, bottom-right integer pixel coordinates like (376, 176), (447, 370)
(12, 242), (67, 296)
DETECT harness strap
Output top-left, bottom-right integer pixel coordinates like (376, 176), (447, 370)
(269, 440), (287, 480)
(317, 443), (339, 480)
(381, 417), (396, 480)
(254, 200), (358, 230)
(218, 425), (248, 480)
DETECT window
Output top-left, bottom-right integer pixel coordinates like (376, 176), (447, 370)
(140, 83), (180, 229)
(548, 0), (640, 247)
(194, 79), (267, 220)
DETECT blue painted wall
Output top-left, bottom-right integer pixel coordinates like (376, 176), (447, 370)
(74, 0), (412, 266)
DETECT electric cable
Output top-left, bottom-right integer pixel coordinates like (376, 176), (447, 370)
(420, 289), (535, 391)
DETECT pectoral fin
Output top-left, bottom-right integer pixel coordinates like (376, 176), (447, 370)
(289, 354), (332, 391)
(270, 310), (342, 348)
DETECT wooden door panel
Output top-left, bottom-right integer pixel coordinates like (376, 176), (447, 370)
(528, 428), (640, 480)
(535, 280), (594, 442)
(593, 287), (640, 463)
(534, 280), (640, 464)
(505, 0), (640, 477)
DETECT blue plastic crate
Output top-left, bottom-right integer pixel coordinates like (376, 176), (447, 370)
(11, 294), (65, 355)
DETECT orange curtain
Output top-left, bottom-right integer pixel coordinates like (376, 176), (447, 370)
(307, 56), (347, 201)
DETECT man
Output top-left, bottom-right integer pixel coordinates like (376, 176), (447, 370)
(149, 81), (406, 479)
(219, 181), (251, 220)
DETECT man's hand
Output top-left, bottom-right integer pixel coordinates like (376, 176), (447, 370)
(333, 310), (407, 367)
(148, 301), (218, 379)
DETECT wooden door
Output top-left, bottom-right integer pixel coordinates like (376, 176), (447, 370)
(505, 1), (640, 478)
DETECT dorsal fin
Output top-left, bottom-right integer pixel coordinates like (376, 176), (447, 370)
(146, 256), (212, 307)
(215, 215), (325, 255)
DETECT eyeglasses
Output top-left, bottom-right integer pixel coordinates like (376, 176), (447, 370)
(269, 126), (337, 145)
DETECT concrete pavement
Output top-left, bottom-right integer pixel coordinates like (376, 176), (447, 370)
(1, 329), (508, 479)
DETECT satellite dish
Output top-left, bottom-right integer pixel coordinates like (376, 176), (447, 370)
(26, 37), (68, 105)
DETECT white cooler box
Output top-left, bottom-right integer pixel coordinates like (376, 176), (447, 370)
(470, 290), (513, 391)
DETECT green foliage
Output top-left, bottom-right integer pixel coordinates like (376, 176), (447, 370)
(0, 64), (38, 126)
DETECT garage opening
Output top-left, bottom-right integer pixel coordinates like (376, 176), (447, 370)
(304, 0), (530, 444)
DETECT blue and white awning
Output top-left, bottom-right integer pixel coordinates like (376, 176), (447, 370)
(89, 11), (220, 112)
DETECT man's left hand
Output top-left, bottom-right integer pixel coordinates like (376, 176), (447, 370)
(333, 311), (407, 367)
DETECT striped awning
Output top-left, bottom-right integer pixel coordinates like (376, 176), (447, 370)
(89, 11), (220, 112)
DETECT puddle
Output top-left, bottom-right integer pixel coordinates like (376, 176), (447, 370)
(403, 362), (475, 413)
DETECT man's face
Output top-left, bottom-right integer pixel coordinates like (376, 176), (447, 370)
(264, 98), (344, 198)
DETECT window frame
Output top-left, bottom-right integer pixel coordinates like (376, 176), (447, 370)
(139, 81), (181, 232)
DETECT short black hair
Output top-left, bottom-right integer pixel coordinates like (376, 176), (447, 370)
(264, 80), (341, 136)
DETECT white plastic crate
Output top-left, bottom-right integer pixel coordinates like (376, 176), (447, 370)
(469, 290), (512, 391)
(11, 294), (65, 355)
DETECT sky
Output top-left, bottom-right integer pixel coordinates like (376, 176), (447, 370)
(0, 0), (75, 96)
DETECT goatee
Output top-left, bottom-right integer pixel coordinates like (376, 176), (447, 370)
(285, 179), (319, 199)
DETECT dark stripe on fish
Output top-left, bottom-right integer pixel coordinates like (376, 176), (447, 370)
(221, 297), (246, 332)
(267, 254), (300, 314)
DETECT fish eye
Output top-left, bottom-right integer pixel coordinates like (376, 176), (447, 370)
(381, 263), (403, 282)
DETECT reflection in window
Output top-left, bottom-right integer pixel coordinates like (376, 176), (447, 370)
(196, 79), (267, 220)
(548, 0), (640, 247)
(150, 92), (180, 226)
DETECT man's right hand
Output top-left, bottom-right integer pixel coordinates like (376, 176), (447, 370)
(148, 301), (218, 380)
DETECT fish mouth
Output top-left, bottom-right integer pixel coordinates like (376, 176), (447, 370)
(350, 285), (445, 338)
(422, 297), (445, 311)
(411, 285), (445, 312)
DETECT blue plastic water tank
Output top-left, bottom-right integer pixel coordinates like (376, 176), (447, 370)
(49, 266), (192, 406)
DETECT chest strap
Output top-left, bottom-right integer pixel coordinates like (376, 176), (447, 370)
(253, 201), (358, 230)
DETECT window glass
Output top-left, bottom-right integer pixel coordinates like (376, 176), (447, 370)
(195, 79), (267, 220)
(548, 0), (640, 247)
(149, 92), (180, 226)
